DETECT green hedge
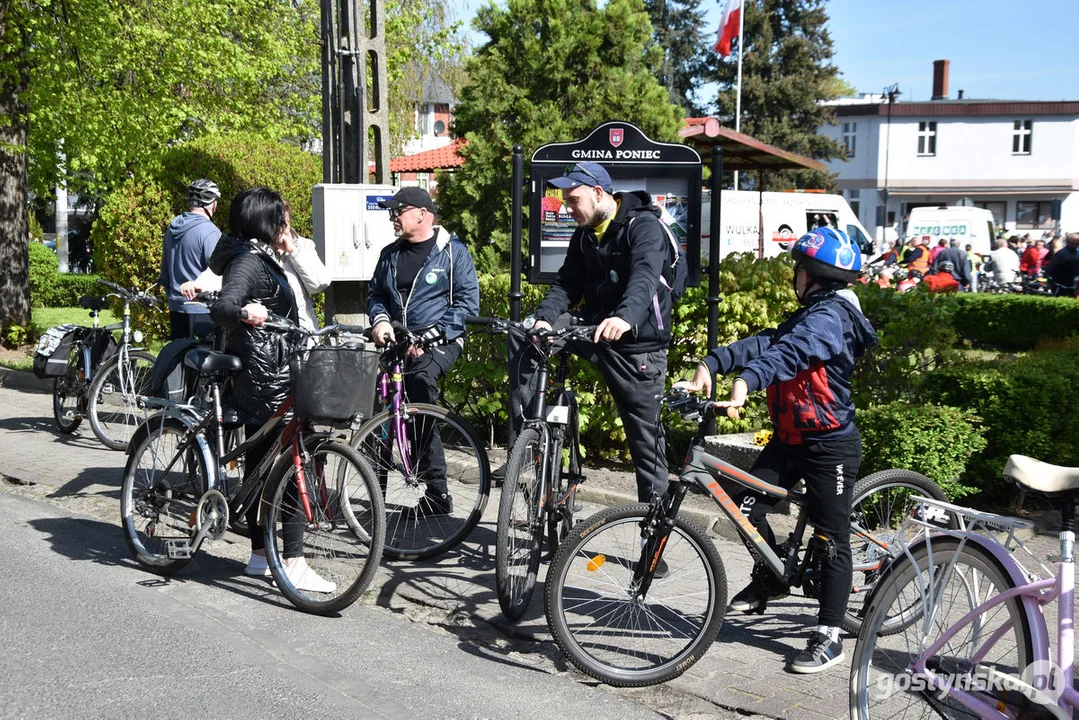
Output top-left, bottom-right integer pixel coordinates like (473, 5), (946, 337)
(28, 241), (104, 308)
(950, 293), (1079, 351)
(90, 133), (323, 342)
(857, 402), (985, 500)
(922, 348), (1079, 498)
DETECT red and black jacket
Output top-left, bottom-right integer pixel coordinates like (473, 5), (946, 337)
(703, 291), (878, 444)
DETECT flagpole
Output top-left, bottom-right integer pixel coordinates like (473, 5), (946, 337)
(733, 0), (745, 191)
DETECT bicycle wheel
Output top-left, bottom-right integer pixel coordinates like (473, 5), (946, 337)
(263, 440), (385, 615)
(120, 417), (214, 575)
(496, 426), (547, 621)
(545, 503), (727, 687)
(52, 344), (85, 433)
(850, 538), (1034, 719)
(350, 403), (489, 561)
(88, 349), (157, 451)
(844, 469), (952, 634)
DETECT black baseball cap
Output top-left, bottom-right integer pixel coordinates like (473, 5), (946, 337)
(378, 186), (437, 213)
(546, 162), (612, 193)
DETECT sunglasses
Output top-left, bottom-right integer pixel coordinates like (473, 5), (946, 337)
(388, 205), (420, 220)
(563, 163), (603, 186)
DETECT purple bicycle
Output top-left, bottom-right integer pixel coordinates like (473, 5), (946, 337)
(348, 322), (490, 560)
(851, 453), (1079, 719)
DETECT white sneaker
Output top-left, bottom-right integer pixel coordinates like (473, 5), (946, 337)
(244, 553), (271, 577)
(284, 557), (337, 594)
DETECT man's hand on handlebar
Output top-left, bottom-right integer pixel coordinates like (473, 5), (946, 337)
(372, 321), (395, 347)
(594, 316), (630, 344)
(530, 319), (552, 348)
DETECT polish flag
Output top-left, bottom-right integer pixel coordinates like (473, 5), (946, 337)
(714, 0), (742, 57)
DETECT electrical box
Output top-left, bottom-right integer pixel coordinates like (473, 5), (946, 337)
(312, 183), (398, 282)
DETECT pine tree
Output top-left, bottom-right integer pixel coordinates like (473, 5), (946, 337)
(701, 0), (846, 190)
(435, 0), (685, 273)
(643, 0), (708, 115)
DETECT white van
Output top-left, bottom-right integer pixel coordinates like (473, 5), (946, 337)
(700, 190), (875, 263)
(906, 206), (995, 256)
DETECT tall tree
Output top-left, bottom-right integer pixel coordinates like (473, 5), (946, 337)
(436, 0), (684, 273)
(643, 0), (707, 115)
(0, 0), (462, 330)
(701, 0), (846, 190)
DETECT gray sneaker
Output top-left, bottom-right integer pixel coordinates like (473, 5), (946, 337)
(789, 632), (844, 674)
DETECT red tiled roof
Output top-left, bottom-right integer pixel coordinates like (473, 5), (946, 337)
(390, 138), (467, 173)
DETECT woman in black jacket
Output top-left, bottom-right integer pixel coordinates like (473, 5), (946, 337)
(209, 186), (335, 594)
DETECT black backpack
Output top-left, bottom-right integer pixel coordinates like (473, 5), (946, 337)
(629, 215), (689, 302)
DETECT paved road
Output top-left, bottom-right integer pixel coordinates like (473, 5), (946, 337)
(0, 378), (1068, 719)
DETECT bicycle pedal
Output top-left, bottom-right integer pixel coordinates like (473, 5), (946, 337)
(165, 539), (192, 559)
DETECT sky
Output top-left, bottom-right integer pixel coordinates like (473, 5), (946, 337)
(455, 0), (1079, 103)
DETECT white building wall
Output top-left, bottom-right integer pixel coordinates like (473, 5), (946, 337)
(822, 107), (1079, 243)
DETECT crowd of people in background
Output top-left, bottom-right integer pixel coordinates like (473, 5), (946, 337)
(869, 229), (1079, 296)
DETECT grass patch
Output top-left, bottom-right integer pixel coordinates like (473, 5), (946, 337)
(33, 306), (120, 329)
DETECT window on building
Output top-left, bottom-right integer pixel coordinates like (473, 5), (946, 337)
(1016, 201), (1053, 229)
(415, 103), (430, 135)
(975, 201), (1006, 227)
(847, 189), (861, 221)
(917, 121), (937, 156)
(1012, 119), (1032, 154)
(842, 122), (856, 156)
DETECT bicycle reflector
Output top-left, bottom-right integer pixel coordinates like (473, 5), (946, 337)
(586, 555), (606, 572)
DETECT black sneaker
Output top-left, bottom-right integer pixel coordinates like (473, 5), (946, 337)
(788, 632), (844, 674)
(729, 569), (789, 613)
(399, 492), (453, 521)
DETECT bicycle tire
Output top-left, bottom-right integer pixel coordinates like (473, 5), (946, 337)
(850, 538), (1034, 719)
(496, 426), (547, 621)
(263, 440), (385, 615)
(545, 503), (727, 687)
(350, 403), (489, 561)
(120, 416), (215, 575)
(88, 349), (157, 451)
(52, 344), (85, 433)
(844, 469), (952, 634)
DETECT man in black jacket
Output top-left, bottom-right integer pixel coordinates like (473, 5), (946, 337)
(515, 162), (671, 503)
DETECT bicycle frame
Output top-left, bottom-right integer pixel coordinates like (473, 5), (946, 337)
(888, 498), (1075, 718)
(374, 355), (417, 479)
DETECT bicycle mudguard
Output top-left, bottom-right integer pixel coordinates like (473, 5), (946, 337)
(877, 531), (1051, 664)
(123, 413), (218, 490)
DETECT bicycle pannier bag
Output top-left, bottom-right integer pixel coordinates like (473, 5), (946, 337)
(291, 345), (378, 421)
(32, 324), (82, 378)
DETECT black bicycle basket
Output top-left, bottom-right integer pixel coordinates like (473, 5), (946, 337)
(290, 345), (378, 421)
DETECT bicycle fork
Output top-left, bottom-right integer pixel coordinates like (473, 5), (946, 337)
(633, 482), (690, 598)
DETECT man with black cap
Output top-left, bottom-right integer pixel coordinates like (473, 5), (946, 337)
(368, 186), (480, 517)
(513, 161), (672, 504)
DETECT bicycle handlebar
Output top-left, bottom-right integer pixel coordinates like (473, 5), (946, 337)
(97, 279), (161, 309)
(662, 387), (720, 422)
(466, 315), (598, 350)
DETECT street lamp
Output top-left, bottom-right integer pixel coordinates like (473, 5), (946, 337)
(880, 84), (901, 238)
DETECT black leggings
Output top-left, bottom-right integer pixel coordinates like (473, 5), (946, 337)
(244, 424), (304, 558)
(730, 428), (862, 627)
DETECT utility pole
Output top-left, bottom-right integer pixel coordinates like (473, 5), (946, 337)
(880, 84), (900, 240)
(319, 0), (391, 322)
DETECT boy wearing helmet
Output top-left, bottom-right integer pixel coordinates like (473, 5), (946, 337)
(159, 178), (222, 339)
(678, 227), (878, 674)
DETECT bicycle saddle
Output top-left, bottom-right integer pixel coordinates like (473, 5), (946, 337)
(183, 348), (243, 376)
(79, 295), (109, 311)
(1004, 454), (1079, 495)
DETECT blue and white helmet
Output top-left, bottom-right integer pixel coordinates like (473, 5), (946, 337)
(790, 227), (862, 283)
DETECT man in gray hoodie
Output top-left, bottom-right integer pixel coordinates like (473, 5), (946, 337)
(159, 178), (222, 339)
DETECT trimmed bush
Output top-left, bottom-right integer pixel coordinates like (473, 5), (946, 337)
(858, 402), (985, 500)
(922, 348), (1079, 498)
(28, 242), (60, 308)
(950, 293), (1079, 351)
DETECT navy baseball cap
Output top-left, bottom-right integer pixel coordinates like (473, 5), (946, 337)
(547, 162), (612, 193)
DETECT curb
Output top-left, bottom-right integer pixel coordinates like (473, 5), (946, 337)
(0, 367), (52, 394)
(576, 484), (741, 544)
